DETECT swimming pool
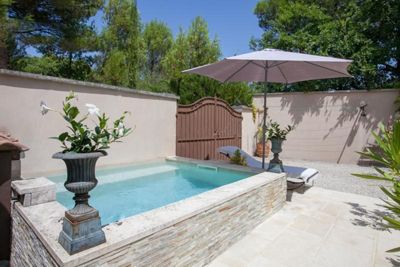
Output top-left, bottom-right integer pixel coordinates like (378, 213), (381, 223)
(48, 160), (252, 225)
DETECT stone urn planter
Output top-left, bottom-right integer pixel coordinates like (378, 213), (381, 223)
(53, 151), (107, 254)
(267, 138), (284, 173)
(42, 92), (131, 255)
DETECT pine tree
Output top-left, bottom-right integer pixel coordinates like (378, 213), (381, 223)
(3, 0), (102, 74)
(96, 0), (143, 87)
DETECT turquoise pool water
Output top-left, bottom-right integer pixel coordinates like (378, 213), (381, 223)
(48, 161), (251, 225)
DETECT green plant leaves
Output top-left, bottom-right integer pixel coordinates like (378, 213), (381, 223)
(386, 247), (400, 253)
(51, 92), (132, 153)
(99, 113), (108, 129)
(266, 120), (294, 140)
(58, 132), (69, 142)
(351, 173), (392, 182)
(353, 119), (400, 252)
(230, 149), (247, 166)
(68, 106), (79, 120)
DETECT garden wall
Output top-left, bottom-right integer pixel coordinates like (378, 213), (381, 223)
(247, 89), (399, 164)
(0, 69), (178, 176)
(233, 106), (258, 157)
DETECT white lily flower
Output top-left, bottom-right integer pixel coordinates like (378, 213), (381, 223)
(85, 103), (100, 116)
(40, 101), (53, 115)
(117, 122), (124, 137)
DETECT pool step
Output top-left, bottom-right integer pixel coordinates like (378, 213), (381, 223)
(55, 165), (179, 192)
(197, 164), (218, 171)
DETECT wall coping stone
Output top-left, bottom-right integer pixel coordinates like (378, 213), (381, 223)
(0, 69), (179, 101)
(232, 105), (253, 112)
(12, 177), (56, 206)
(12, 177), (55, 195)
(253, 88), (400, 97)
(13, 157), (286, 267)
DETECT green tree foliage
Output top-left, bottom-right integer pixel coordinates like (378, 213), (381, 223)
(4, 0), (101, 74)
(0, 0), (24, 68)
(352, 121), (400, 252)
(0, 0), (9, 67)
(3, 2), (254, 105)
(252, 0), (400, 91)
(163, 17), (253, 105)
(96, 0), (143, 88)
(142, 20), (173, 78)
(137, 20), (173, 92)
(162, 29), (190, 94)
(163, 17), (220, 100)
(13, 55), (93, 81)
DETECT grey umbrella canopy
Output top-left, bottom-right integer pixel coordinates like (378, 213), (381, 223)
(183, 48), (352, 169)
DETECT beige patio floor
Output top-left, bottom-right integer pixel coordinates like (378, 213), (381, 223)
(208, 187), (400, 267)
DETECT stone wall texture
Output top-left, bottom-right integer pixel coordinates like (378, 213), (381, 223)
(11, 175), (286, 267)
(10, 204), (58, 267)
(81, 176), (286, 267)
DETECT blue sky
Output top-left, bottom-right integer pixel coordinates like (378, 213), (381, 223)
(93, 0), (263, 58)
(27, 1), (263, 57)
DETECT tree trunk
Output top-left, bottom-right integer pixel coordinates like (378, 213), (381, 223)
(0, 41), (8, 69)
(68, 52), (73, 77)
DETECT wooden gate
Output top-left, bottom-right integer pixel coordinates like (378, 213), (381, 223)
(176, 97), (242, 160)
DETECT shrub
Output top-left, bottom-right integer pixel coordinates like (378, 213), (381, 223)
(352, 120), (400, 252)
(230, 149), (247, 166)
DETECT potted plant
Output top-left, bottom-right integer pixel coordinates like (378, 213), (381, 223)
(266, 120), (293, 172)
(41, 92), (131, 254)
(255, 125), (270, 157)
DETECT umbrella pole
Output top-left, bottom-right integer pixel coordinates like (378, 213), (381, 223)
(261, 68), (268, 169)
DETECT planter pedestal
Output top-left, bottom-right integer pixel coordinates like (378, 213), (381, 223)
(267, 153), (284, 173)
(59, 210), (105, 255)
(53, 152), (106, 255)
(267, 138), (284, 173)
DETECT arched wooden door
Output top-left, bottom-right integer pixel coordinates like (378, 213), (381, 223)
(176, 97), (242, 160)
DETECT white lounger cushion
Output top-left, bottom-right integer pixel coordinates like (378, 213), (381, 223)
(218, 146), (318, 186)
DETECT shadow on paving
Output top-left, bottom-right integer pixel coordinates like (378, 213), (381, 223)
(345, 202), (390, 232)
(286, 186), (311, 201)
(387, 256), (400, 267)
(346, 202), (400, 266)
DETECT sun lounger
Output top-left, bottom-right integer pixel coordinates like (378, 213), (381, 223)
(217, 146), (318, 187)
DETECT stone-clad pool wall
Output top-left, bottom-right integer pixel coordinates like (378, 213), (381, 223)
(11, 205), (59, 267)
(10, 160), (286, 267)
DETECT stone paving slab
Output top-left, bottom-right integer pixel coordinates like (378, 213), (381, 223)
(208, 187), (400, 267)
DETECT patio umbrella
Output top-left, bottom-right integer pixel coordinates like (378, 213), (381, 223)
(183, 48), (352, 169)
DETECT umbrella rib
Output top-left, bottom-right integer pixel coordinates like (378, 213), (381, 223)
(223, 60), (253, 82)
(277, 65), (288, 84)
(268, 61), (288, 68)
(305, 61), (351, 77)
(250, 61), (265, 69)
(250, 61), (288, 69)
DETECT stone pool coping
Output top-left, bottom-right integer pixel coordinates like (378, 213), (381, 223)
(13, 157), (286, 266)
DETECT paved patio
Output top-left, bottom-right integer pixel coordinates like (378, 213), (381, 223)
(208, 187), (400, 267)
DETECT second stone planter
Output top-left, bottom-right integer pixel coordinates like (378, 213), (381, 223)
(267, 138), (284, 173)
